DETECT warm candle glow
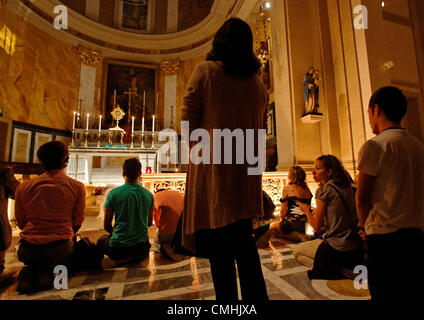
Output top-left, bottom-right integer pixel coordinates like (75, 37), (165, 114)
(99, 115), (102, 132)
(132, 116), (135, 133)
(305, 222), (314, 236)
(142, 117), (145, 133)
(152, 115), (155, 132)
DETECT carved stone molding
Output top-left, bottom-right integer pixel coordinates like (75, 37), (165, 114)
(78, 46), (100, 67)
(160, 59), (181, 75)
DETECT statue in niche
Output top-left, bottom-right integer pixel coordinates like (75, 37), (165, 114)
(303, 67), (321, 115)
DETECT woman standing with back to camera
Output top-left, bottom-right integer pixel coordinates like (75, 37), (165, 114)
(180, 18), (268, 300)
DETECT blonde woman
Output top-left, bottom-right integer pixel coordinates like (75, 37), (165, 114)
(253, 166), (312, 242)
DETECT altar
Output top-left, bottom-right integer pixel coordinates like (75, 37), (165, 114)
(66, 146), (160, 185)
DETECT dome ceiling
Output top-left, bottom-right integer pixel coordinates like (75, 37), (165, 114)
(7, 0), (259, 62)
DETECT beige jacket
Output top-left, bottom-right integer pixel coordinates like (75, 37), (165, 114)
(181, 61), (268, 252)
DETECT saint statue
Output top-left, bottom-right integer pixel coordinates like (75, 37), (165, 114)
(303, 67), (320, 114)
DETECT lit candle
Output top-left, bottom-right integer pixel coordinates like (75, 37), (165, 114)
(114, 90), (116, 107)
(305, 222), (315, 236)
(131, 116), (135, 133)
(152, 115), (155, 132)
(142, 116), (145, 133)
(72, 112), (76, 130)
(99, 115), (102, 132)
(143, 91), (146, 106)
(86, 113), (90, 131)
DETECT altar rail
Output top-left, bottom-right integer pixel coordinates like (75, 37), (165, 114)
(139, 172), (320, 210)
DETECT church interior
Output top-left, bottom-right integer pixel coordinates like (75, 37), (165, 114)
(0, 0), (423, 300)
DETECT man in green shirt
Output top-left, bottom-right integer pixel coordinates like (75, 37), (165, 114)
(97, 158), (153, 263)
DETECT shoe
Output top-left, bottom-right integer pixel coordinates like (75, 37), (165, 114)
(341, 268), (358, 280)
(17, 266), (34, 294)
(0, 269), (19, 289)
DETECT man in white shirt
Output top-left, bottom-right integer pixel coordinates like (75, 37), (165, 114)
(356, 86), (424, 300)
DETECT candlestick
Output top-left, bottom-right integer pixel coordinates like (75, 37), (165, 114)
(151, 132), (155, 149)
(142, 117), (145, 133)
(99, 115), (102, 132)
(131, 116), (135, 134)
(131, 133), (134, 149)
(84, 131), (88, 148)
(71, 130), (75, 147)
(152, 115), (155, 133)
(155, 92), (158, 114)
(72, 112), (76, 130)
(86, 113), (90, 131)
(141, 132), (145, 148)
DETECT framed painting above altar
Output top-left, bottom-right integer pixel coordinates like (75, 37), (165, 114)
(103, 60), (158, 131)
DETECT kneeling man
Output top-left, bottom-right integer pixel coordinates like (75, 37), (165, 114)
(98, 158), (153, 264)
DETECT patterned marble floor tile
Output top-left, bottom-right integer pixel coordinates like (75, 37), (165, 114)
(282, 272), (329, 300)
(82, 270), (115, 286)
(73, 287), (109, 300)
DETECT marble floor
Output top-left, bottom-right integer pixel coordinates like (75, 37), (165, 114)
(0, 217), (370, 300)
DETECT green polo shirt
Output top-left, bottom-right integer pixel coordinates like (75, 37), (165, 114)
(103, 182), (154, 248)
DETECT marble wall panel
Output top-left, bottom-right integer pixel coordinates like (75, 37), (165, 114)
(0, 6), (80, 133)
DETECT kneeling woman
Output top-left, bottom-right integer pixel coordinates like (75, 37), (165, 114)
(253, 166), (312, 244)
(296, 155), (364, 279)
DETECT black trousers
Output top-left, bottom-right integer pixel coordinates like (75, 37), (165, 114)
(97, 234), (150, 261)
(366, 228), (424, 300)
(195, 219), (268, 301)
(308, 240), (364, 280)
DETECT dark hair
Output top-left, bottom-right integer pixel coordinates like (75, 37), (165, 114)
(316, 155), (351, 188)
(155, 188), (168, 193)
(369, 86), (407, 122)
(123, 158), (142, 181)
(206, 18), (260, 77)
(288, 166), (308, 189)
(37, 141), (69, 171)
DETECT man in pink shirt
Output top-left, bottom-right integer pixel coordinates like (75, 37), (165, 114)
(153, 189), (184, 260)
(15, 141), (86, 292)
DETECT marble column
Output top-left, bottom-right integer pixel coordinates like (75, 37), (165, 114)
(269, 0), (295, 171)
(351, 0), (394, 141)
(325, 0), (389, 171)
(270, 0), (325, 171)
(77, 47), (101, 129)
(160, 59), (180, 170)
